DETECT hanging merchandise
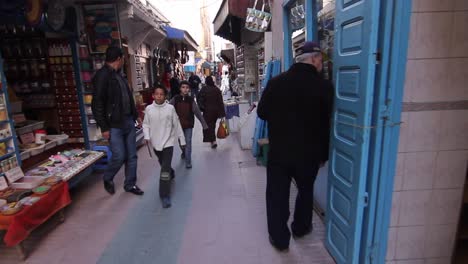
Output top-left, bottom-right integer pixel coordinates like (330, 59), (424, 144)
(25, 0), (44, 26)
(290, 1), (305, 30)
(181, 44), (189, 64)
(245, 0), (272, 32)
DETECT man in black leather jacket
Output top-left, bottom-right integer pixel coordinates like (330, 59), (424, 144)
(257, 42), (334, 251)
(92, 47), (144, 196)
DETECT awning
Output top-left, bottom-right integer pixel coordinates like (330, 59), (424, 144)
(184, 65), (196, 72)
(220, 49), (235, 64)
(213, 0), (264, 45)
(119, 3), (167, 48)
(163, 26), (199, 51)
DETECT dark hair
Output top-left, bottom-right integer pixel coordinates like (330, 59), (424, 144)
(205, 76), (215, 86)
(105, 47), (123, 63)
(179, 80), (190, 89)
(152, 84), (167, 95)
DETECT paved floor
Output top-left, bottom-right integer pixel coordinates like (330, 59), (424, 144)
(0, 123), (335, 264)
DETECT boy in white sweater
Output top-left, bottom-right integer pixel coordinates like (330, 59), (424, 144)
(143, 85), (186, 208)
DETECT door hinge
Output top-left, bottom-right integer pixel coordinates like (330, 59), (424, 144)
(375, 51), (381, 64)
(368, 243), (379, 263)
(363, 192), (369, 207)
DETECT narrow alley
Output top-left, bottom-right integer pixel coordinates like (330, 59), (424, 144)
(0, 123), (334, 264)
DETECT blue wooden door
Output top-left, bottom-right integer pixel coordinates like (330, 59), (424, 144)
(325, 0), (381, 263)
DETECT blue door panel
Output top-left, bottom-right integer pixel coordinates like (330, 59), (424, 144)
(325, 0), (381, 263)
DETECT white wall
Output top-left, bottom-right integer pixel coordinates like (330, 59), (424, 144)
(386, 1), (468, 263)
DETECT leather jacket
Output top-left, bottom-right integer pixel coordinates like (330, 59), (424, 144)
(91, 65), (137, 132)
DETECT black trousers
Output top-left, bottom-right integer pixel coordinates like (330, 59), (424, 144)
(266, 161), (319, 248)
(154, 147), (174, 198)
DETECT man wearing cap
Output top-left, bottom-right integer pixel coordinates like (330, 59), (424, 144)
(92, 46), (144, 196)
(257, 41), (333, 251)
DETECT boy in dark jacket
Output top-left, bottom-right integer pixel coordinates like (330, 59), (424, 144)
(170, 81), (208, 168)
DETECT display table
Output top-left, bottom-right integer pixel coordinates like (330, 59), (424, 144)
(0, 150), (103, 259)
(0, 182), (71, 258)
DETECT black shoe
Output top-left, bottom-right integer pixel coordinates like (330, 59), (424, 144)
(104, 180), (115, 195)
(211, 143), (217, 149)
(170, 169), (175, 180)
(186, 163), (192, 169)
(269, 236), (289, 252)
(181, 152), (185, 159)
(125, 185), (144, 195)
(162, 197), (171, 208)
(292, 226), (313, 239)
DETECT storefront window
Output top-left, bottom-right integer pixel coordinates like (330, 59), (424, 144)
(284, 0), (335, 80)
(317, 1), (335, 80)
(283, 0), (311, 68)
(289, 0), (306, 32)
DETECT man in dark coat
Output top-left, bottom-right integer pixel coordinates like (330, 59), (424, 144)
(92, 47), (144, 196)
(257, 41), (334, 251)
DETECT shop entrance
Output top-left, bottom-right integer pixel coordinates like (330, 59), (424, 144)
(283, 0), (412, 263)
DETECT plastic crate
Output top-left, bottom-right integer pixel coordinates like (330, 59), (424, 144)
(92, 145), (112, 170)
(16, 120), (45, 135)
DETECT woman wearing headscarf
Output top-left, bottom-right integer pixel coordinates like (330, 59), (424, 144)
(197, 76), (226, 148)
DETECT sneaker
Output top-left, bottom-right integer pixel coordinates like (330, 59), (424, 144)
(186, 163), (192, 169)
(162, 197), (171, 208)
(211, 143), (218, 149)
(104, 180), (115, 195)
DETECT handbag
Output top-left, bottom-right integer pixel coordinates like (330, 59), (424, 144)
(217, 119), (229, 139)
(245, 0), (272, 32)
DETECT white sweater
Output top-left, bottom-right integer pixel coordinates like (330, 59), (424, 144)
(143, 101), (186, 151)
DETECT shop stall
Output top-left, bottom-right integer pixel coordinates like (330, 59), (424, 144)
(0, 0), (113, 258)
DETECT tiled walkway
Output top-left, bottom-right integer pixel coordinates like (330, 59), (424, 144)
(0, 123), (335, 264)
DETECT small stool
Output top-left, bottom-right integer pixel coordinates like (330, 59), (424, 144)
(92, 145), (112, 170)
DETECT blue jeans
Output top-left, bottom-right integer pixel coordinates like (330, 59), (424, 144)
(103, 116), (138, 189)
(181, 128), (193, 165)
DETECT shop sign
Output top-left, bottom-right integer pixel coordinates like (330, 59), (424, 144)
(82, 3), (122, 53)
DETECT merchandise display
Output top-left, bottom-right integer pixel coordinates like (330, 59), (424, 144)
(257, 39), (265, 95)
(25, 149), (103, 181)
(79, 44), (104, 142)
(235, 45), (258, 99)
(50, 39), (83, 140)
(0, 202), (23, 216)
(32, 185), (51, 195)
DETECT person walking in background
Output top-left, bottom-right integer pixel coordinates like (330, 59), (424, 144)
(257, 41), (334, 251)
(92, 46), (144, 196)
(170, 81), (208, 168)
(169, 72), (180, 99)
(197, 76), (226, 149)
(143, 85), (186, 208)
(188, 72), (202, 98)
